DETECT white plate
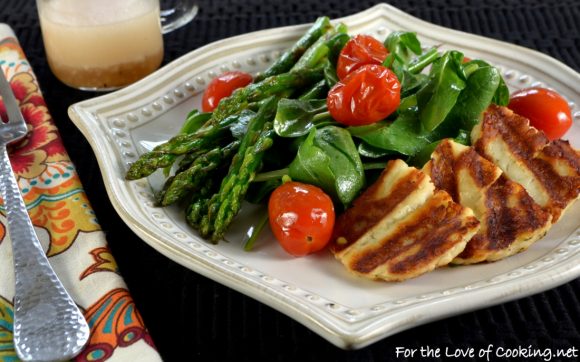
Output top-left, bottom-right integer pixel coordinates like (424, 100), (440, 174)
(68, 3), (580, 349)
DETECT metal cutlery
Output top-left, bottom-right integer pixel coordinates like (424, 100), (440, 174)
(0, 69), (90, 361)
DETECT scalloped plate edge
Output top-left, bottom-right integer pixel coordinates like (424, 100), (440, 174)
(68, 3), (580, 349)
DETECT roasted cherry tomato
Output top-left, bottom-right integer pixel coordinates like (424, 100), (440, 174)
(268, 181), (335, 257)
(201, 71), (253, 112)
(327, 64), (400, 126)
(508, 87), (573, 140)
(337, 34), (388, 80)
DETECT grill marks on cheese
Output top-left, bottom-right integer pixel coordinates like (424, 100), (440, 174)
(332, 161), (429, 253)
(331, 105), (579, 282)
(352, 193), (473, 275)
(472, 105), (580, 222)
(332, 159), (480, 281)
(423, 139), (552, 264)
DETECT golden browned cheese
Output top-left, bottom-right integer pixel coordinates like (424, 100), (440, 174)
(423, 139), (552, 264)
(331, 159), (480, 282)
(472, 105), (580, 222)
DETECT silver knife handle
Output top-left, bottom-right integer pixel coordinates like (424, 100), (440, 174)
(0, 146), (89, 361)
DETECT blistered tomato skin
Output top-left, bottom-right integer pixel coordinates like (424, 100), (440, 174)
(508, 87), (572, 140)
(337, 34), (388, 80)
(268, 182), (335, 257)
(327, 64), (401, 126)
(201, 71), (253, 112)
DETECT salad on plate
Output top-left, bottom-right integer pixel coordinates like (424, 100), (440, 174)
(125, 16), (579, 282)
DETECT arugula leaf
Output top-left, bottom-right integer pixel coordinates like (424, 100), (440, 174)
(289, 126), (365, 206)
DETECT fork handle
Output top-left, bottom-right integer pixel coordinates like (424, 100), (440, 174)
(0, 145), (89, 361)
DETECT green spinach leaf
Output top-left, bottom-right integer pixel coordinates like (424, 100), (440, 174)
(383, 31), (425, 81)
(274, 98), (336, 137)
(289, 126), (365, 206)
(357, 142), (396, 158)
(416, 51), (466, 132)
(464, 59), (510, 106)
(445, 65), (501, 131)
(298, 80), (328, 100)
(348, 111), (431, 156)
(408, 129), (471, 168)
(384, 31), (422, 65)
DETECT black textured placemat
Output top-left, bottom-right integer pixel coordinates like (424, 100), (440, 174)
(3, 1), (579, 361)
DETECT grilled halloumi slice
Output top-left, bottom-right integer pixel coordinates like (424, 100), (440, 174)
(331, 159), (480, 281)
(423, 139), (552, 264)
(472, 105), (580, 222)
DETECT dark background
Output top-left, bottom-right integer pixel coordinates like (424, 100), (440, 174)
(2, 0), (579, 361)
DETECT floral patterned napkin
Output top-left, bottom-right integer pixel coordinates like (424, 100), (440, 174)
(0, 24), (162, 362)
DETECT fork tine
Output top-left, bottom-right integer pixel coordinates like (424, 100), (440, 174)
(0, 68), (26, 126)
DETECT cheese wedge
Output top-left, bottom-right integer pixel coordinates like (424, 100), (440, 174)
(423, 139), (552, 264)
(331, 159), (480, 281)
(472, 105), (580, 222)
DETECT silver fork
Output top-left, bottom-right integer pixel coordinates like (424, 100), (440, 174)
(0, 70), (89, 361)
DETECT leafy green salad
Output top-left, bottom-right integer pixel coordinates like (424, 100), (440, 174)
(125, 16), (509, 249)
